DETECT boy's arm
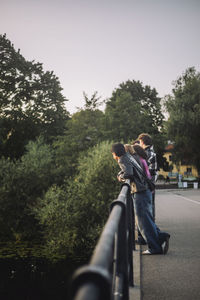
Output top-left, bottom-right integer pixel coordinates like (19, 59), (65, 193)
(118, 156), (134, 181)
(146, 148), (158, 182)
(147, 148), (157, 173)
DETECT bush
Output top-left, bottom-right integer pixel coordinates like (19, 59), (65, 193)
(33, 141), (121, 259)
(157, 174), (165, 181)
(0, 137), (55, 241)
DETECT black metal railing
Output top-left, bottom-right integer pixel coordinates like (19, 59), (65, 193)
(70, 179), (135, 300)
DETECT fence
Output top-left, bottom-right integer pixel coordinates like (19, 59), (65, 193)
(70, 179), (135, 300)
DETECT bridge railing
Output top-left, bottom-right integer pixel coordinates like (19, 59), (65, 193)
(70, 179), (135, 300)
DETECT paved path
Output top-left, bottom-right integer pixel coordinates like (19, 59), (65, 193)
(141, 189), (200, 300)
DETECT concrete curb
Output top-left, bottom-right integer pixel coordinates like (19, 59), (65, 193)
(129, 244), (142, 300)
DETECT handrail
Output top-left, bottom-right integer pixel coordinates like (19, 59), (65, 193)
(70, 179), (135, 300)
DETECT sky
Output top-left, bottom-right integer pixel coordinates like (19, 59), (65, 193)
(1, 0), (200, 114)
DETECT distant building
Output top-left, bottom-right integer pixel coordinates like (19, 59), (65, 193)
(159, 143), (198, 180)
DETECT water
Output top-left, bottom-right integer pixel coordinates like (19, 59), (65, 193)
(0, 256), (85, 300)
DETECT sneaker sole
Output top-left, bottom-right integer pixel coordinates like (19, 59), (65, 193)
(163, 236), (170, 254)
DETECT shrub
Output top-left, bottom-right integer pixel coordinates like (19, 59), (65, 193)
(33, 141), (121, 259)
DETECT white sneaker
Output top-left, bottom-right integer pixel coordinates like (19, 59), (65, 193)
(142, 250), (152, 255)
(162, 236), (170, 254)
(142, 249), (163, 255)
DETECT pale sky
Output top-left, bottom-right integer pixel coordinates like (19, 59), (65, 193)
(1, 0), (200, 114)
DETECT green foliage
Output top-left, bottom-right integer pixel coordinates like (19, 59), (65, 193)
(82, 91), (105, 110)
(104, 80), (164, 142)
(103, 79), (166, 169)
(0, 157), (18, 240)
(33, 141), (120, 258)
(164, 67), (200, 172)
(0, 35), (171, 261)
(19, 137), (55, 200)
(0, 34), (69, 159)
(0, 137), (55, 240)
(53, 107), (105, 181)
(32, 185), (70, 259)
(0, 241), (45, 259)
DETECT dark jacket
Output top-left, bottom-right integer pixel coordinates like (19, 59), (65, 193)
(145, 145), (158, 182)
(118, 152), (148, 193)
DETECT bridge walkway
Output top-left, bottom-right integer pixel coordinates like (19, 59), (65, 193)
(140, 189), (200, 300)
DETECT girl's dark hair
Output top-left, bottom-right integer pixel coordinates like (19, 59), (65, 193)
(133, 144), (147, 159)
(111, 143), (125, 157)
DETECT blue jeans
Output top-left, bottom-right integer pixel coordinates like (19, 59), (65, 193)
(133, 189), (162, 254)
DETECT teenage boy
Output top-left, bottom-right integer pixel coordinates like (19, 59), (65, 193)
(138, 133), (158, 182)
(111, 143), (170, 255)
(138, 133), (157, 220)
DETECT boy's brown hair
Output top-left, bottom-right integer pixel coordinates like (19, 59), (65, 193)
(138, 133), (152, 146)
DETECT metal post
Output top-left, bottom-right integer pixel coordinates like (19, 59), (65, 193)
(112, 185), (129, 300)
(113, 209), (129, 300)
(126, 192), (134, 287)
(152, 190), (155, 221)
(70, 181), (135, 300)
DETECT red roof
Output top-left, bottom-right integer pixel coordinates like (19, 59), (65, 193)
(165, 144), (174, 151)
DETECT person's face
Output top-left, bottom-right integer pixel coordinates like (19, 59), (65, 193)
(139, 139), (145, 149)
(112, 152), (119, 161)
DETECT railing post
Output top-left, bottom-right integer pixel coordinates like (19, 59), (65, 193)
(110, 180), (134, 299)
(120, 181), (135, 287)
(126, 191), (134, 287)
(70, 181), (136, 300)
(111, 196), (129, 300)
(152, 191), (156, 221)
(71, 265), (111, 300)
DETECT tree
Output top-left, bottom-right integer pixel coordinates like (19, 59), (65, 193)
(53, 93), (105, 181)
(0, 34), (69, 159)
(82, 91), (105, 111)
(164, 67), (200, 173)
(0, 137), (55, 241)
(33, 141), (120, 258)
(104, 80), (164, 142)
(104, 80), (166, 168)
